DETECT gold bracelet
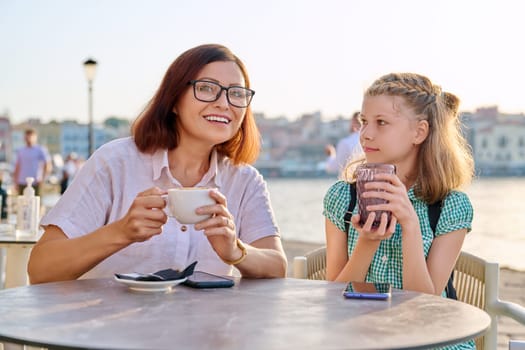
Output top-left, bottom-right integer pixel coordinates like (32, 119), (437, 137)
(221, 238), (247, 265)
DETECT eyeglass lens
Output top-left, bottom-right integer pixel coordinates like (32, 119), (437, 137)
(192, 80), (253, 108)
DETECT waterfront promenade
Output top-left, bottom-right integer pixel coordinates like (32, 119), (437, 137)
(282, 239), (525, 350)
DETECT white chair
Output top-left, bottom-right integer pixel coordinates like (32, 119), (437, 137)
(292, 246), (326, 281)
(293, 248), (525, 350)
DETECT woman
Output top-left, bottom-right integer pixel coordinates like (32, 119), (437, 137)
(28, 44), (287, 283)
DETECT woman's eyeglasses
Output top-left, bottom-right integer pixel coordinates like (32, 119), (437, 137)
(188, 80), (255, 108)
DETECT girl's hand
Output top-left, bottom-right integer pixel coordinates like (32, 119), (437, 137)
(113, 187), (168, 243)
(194, 190), (240, 263)
(360, 173), (419, 229)
(351, 212), (397, 241)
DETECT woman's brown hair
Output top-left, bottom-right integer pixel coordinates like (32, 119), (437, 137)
(131, 44), (260, 165)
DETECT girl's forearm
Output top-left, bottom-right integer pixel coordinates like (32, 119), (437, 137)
(335, 238), (380, 282)
(401, 222), (435, 293)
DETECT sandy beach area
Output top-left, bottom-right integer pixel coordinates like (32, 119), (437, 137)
(282, 239), (525, 350)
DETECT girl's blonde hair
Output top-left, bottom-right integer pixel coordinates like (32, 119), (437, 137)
(345, 73), (474, 204)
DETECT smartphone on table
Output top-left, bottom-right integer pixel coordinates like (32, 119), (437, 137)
(343, 281), (391, 300)
(183, 271), (234, 289)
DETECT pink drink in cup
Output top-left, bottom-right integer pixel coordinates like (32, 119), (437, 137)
(356, 163), (396, 228)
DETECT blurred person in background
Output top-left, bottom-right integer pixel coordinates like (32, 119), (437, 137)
(60, 152), (79, 194)
(13, 128), (51, 196)
(324, 111), (362, 177)
(0, 171), (8, 220)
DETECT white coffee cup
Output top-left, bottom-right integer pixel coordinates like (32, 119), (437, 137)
(164, 187), (216, 224)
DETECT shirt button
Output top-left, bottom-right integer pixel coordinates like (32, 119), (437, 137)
(181, 225), (188, 232)
(381, 255), (388, 262)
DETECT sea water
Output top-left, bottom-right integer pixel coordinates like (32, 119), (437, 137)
(267, 177), (525, 271)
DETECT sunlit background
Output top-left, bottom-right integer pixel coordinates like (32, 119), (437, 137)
(1, 0), (525, 123)
(1, 0), (524, 272)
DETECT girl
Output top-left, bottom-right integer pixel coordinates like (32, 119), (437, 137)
(324, 73), (475, 349)
(29, 44), (287, 283)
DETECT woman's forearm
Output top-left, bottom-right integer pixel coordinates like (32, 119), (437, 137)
(28, 223), (130, 284)
(236, 247), (287, 278)
(235, 237), (287, 278)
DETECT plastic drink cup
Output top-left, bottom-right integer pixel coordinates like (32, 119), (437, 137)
(356, 163), (396, 228)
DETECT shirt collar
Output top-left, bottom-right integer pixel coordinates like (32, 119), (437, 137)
(152, 149), (169, 181)
(200, 150), (222, 188)
(151, 148), (223, 188)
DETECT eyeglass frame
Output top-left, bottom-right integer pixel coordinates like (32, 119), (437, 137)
(187, 80), (255, 108)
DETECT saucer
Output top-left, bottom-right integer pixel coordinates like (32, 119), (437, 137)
(114, 276), (187, 292)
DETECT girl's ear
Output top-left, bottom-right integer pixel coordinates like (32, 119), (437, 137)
(413, 119), (429, 145)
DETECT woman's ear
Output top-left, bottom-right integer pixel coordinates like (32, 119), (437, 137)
(413, 119), (429, 145)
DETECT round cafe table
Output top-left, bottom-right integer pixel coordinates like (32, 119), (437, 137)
(0, 277), (490, 350)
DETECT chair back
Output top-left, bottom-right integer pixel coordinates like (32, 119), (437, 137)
(305, 246), (327, 280)
(454, 251), (487, 310)
(293, 246), (326, 280)
(453, 251), (487, 349)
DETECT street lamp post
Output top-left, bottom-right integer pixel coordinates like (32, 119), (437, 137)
(83, 58), (97, 157)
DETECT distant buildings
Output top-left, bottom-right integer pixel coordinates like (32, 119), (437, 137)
(463, 106), (525, 176)
(255, 111), (349, 177)
(1, 106), (524, 177)
(0, 116), (131, 165)
(255, 107), (525, 177)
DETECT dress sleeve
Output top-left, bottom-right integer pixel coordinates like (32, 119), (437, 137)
(435, 190), (474, 236)
(323, 180), (353, 232)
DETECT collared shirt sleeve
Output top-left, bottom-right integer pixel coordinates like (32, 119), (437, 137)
(40, 138), (144, 238)
(222, 164), (279, 244)
(323, 180), (352, 232)
(435, 190), (474, 236)
(40, 146), (114, 237)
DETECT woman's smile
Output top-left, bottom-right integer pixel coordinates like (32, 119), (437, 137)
(203, 114), (232, 125)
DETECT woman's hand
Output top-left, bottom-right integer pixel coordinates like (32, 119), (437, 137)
(112, 187), (168, 244)
(193, 189), (241, 263)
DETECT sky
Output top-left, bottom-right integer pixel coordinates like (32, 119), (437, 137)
(1, 0), (525, 124)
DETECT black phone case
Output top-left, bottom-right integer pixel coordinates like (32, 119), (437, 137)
(183, 272), (234, 289)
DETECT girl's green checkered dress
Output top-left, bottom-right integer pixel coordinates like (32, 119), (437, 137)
(323, 180), (475, 350)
